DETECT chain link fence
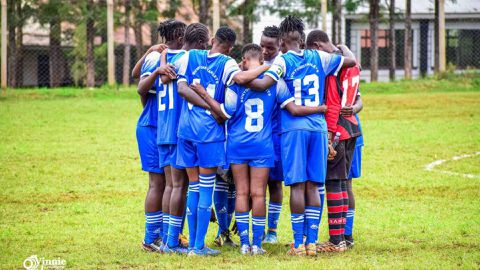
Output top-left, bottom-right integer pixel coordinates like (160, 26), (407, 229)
(4, 1), (480, 88)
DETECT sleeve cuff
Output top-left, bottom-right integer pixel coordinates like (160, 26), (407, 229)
(280, 97), (295, 109)
(265, 71), (279, 82)
(226, 70), (241, 86)
(177, 78), (187, 83)
(140, 71), (152, 78)
(220, 104), (232, 119)
(333, 56), (344, 76)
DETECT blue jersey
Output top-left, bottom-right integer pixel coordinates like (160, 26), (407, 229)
(137, 52), (160, 127)
(222, 79), (292, 160)
(355, 113), (364, 147)
(156, 49), (186, 145)
(176, 50), (240, 143)
(266, 49), (343, 133)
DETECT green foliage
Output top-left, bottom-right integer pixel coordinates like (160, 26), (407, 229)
(0, 76), (479, 269)
(69, 22), (87, 86)
(262, 0), (321, 28)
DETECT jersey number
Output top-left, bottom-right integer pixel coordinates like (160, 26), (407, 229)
(188, 79), (216, 115)
(293, 74), (320, 107)
(158, 82), (174, 111)
(244, 98), (264, 133)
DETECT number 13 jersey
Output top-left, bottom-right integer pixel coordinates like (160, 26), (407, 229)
(265, 49), (344, 133)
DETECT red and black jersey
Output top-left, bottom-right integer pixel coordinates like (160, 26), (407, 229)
(325, 64), (362, 141)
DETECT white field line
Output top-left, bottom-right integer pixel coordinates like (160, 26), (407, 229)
(425, 152), (480, 179)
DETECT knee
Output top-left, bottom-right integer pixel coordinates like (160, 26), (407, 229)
(250, 189), (266, 202)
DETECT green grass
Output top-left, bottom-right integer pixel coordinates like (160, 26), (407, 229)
(1, 75), (480, 269)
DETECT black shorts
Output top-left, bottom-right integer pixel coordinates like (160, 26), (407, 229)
(326, 137), (357, 181)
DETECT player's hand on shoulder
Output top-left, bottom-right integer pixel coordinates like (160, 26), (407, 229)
(148, 44), (168, 54)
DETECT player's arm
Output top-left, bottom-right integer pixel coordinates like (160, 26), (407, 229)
(177, 81), (210, 110)
(340, 94), (363, 117)
(137, 64), (176, 96)
(337, 44), (357, 68)
(132, 44), (168, 78)
(284, 102), (328, 116)
(247, 57), (286, 91)
(245, 76), (277, 92)
(190, 83), (228, 123)
(159, 51), (176, 84)
(232, 64), (270, 85)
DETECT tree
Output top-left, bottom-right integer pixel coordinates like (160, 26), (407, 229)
(266, 0), (322, 29)
(388, 0), (395, 81)
(368, 0), (379, 82)
(86, 0), (95, 87)
(123, 0), (131, 86)
(331, 0), (342, 44)
(242, 0), (255, 44)
(404, 0), (412, 79)
(199, 0), (209, 25)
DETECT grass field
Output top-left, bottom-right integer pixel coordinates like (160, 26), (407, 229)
(1, 75), (479, 269)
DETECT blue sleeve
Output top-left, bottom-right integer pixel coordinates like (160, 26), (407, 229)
(276, 80), (294, 108)
(317, 50), (344, 76)
(221, 85), (239, 119)
(141, 51), (160, 78)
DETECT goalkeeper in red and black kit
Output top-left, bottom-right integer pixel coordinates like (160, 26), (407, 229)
(306, 30), (362, 252)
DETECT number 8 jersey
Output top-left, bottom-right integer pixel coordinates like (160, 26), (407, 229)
(265, 49), (344, 133)
(176, 50), (240, 143)
(221, 79), (293, 161)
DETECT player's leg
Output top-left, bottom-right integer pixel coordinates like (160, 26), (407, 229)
(192, 141), (225, 255)
(231, 163), (251, 254)
(344, 139), (359, 247)
(161, 165), (173, 248)
(227, 184), (236, 228)
(265, 179), (282, 243)
(213, 175), (229, 244)
(249, 162), (270, 255)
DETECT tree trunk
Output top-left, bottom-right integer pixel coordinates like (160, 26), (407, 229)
(49, 16), (63, 87)
(389, 0), (396, 81)
(134, 17), (143, 58)
(86, 0), (95, 88)
(369, 0), (379, 82)
(199, 0), (208, 25)
(123, 0), (131, 86)
(332, 0), (342, 44)
(7, 0), (16, 87)
(404, 0), (412, 79)
(434, 0), (439, 72)
(242, 0), (252, 44)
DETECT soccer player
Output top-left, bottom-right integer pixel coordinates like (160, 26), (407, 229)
(343, 99), (363, 248)
(136, 21), (180, 253)
(260, 25), (284, 244)
(213, 168), (237, 247)
(306, 29), (362, 252)
(152, 22), (211, 254)
(175, 26), (269, 256)
(191, 43), (328, 255)
(245, 16), (356, 256)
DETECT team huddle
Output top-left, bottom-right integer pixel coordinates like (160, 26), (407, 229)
(133, 15), (364, 256)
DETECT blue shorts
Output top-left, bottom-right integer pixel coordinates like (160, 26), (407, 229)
(176, 138), (225, 168)
(348, 145), (362, 179)
(281, 130), (328, 186)
(269, 133), (283, 181)
(229, 157), (275, 168)
(136, 126), (163, 174)
(158, 144), (184, 169)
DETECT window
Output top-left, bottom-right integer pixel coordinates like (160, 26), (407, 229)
(360, 29), (410, 69)
(446, 29), (480, 69)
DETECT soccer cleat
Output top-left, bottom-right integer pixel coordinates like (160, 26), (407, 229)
(240, 244), (251, 255)
(141, 238), (163, 253)
(163, 245), (189, 255)
(263, 231), (278, 244)
(316, 241), (347, 253)
(286, 244), (306, 256)
(305, 243), (317, 256)
(214, 234), (225, 247)
(251, 245), (266, 255)
(214, 230), (238, 247)
(345, 235), (354, 249)
(179, 234), (189, 248)
(188, 246), (221, 257)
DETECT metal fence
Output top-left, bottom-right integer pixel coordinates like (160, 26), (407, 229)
(4, 1), (480, 88)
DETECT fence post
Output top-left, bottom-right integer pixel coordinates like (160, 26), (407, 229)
(107, 0), (115, 86)
(438, 0), (446, 72)
(321, 0), (327, 32)
(212, 0), (220, 34)
(1, 0), (7, 90)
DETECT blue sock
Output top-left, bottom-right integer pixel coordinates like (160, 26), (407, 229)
(291, 213), (304, 248)
(144, 211), (163, 244)
(267, 202), (281, 235)
(252, 216), (266, 247)
(162, 214), (169, 243)
(235, 211), (250, 246)
(305, 206), (321, 245)
(180, 205), (186, 235)
(319, 184), (325, 225)
(227, 190), (236, 228)
(167, 215), (183, 248)
(186, 182), (199, 248)
(214, 178), (229, 237)
(194, 173), (216, 250)
(345, 209), (355, 236)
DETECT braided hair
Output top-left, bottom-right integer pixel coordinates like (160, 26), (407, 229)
(184, 23), (209, 46)
(215, 26), (237, 46)
(279, 15), (304, 41)
(262, 25), (280, 39)
(157, 19), (186, 43)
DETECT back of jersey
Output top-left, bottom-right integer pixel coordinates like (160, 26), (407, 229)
(177, 49), (239, 143)
(137, 51), (160, 127)
(156, 49), (186, 145)
(224, 82), (279, 160)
